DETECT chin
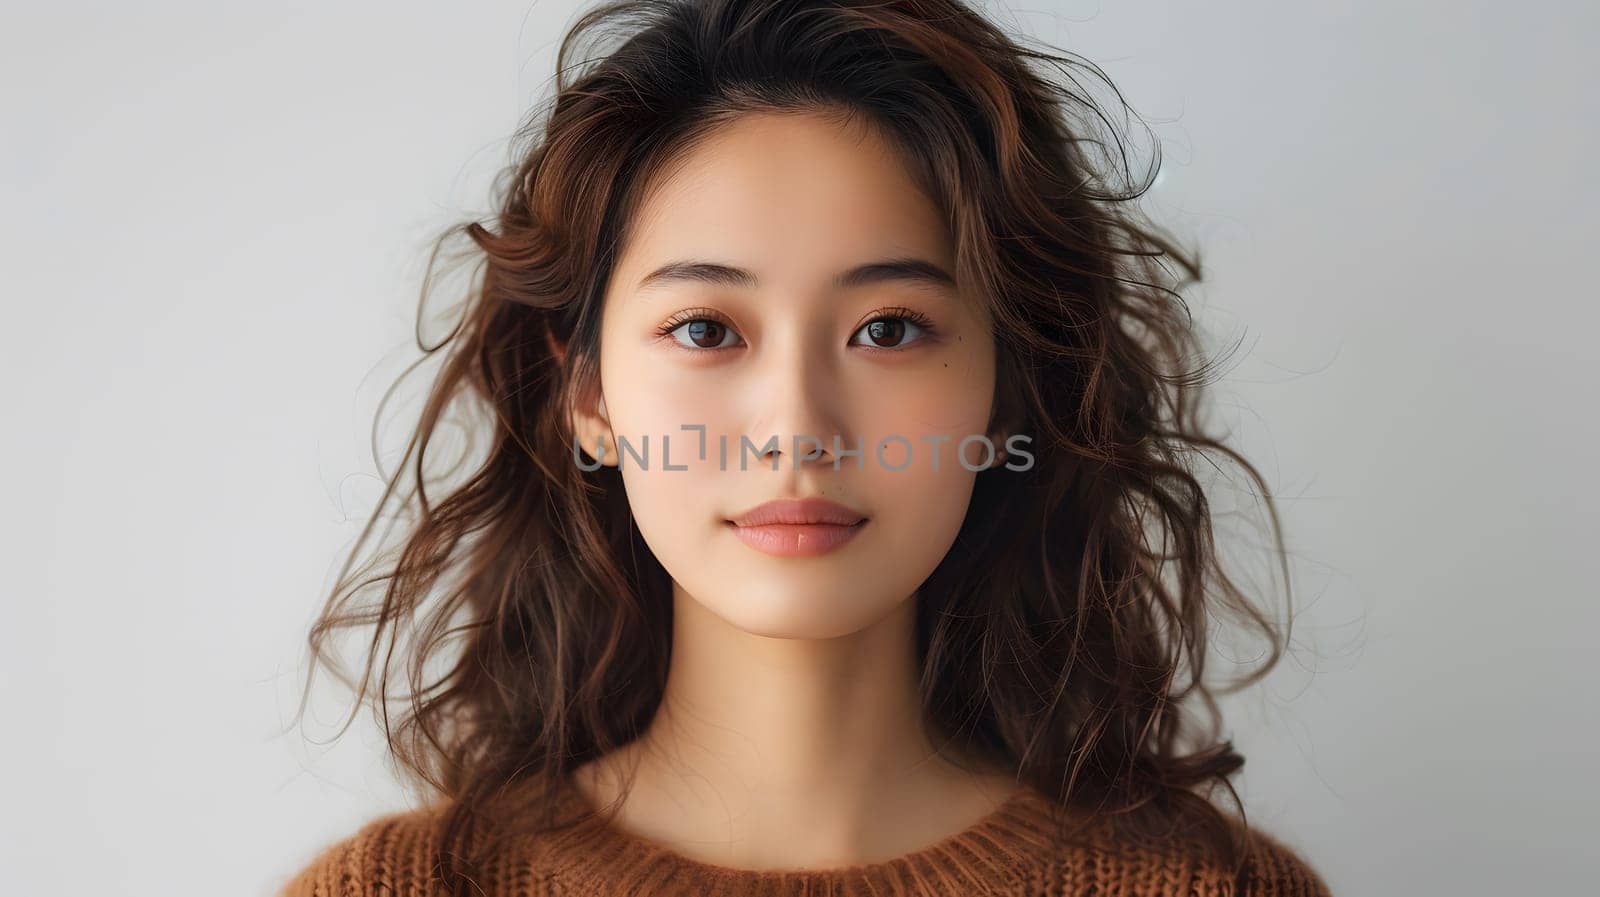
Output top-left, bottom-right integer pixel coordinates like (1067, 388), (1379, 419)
(693, 580), (907, 641)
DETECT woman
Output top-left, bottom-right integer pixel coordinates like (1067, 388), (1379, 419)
(280, 1), (1331, 894)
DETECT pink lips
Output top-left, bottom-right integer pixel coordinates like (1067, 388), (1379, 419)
(726, 497), (868, 557)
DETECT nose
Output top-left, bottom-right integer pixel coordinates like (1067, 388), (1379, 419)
(747, 332), (850, 469)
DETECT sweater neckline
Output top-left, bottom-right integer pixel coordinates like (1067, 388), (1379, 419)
(537, 775), (1078, 896)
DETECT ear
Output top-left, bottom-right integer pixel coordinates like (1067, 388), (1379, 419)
(569, 391), (617, 468)
(544, 320), (568, 367)
(546, 323), (618, 468)
(985, 424), (1013, 468)
(983, 375), (1025, 470)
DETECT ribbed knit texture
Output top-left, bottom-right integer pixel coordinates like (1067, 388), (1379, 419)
(278, 777), (1332, 896)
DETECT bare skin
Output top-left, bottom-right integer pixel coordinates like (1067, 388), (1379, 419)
(570, 593), (1022, 869)
(565, 109), (1021, 871)
(570, 591), (1021, 869)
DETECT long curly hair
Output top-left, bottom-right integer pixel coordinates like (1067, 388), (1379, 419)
(290, 1), (1299, 892)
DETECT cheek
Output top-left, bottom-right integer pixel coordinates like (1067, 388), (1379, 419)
(855, 347), (997, 470)
(852, 369), (994, 571)
(599, 345), (755, 595)
(603, 371), (732, 530)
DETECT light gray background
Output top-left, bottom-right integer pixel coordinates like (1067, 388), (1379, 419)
(3, 2), (1594, 895)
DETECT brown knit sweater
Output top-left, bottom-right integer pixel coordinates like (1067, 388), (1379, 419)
(277, 778), (1331, 896)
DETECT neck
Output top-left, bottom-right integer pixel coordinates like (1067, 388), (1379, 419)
(572, 582), (1020, 870)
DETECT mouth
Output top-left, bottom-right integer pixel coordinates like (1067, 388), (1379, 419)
(726, 497), (867, 527)
(724, 497), (869, 557)
(723, 517), (869, 558)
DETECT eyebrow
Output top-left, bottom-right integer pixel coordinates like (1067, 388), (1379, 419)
(635, 256), (957, 294)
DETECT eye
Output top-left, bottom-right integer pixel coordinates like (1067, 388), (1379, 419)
(657, 309), (744, 351)
(850, 307), (936, 350)
(654, 306), (937, 352)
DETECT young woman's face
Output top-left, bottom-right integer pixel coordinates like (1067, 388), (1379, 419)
(586, 111), (1000, 639)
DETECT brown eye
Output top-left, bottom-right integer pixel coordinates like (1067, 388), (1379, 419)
(668, 318), (741, 350)
(851, 315), (929, 349)
(864, 319), (904, 347)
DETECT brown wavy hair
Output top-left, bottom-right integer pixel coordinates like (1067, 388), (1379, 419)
(290, 0), (1300, 892)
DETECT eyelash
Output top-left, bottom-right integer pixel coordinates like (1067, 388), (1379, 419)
(653, 306), (938, 353)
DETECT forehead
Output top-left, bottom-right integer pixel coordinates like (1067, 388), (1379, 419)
(614, 112), (954, 288)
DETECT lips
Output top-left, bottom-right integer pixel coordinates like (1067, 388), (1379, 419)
(727, 497), (867, 527)
(726, 497), (868, 558)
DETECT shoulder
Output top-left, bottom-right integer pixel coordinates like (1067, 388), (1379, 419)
(275, 805), (444, 897)
(1227, 825), (1332, 897)
(1065, 816), (1332, 897)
